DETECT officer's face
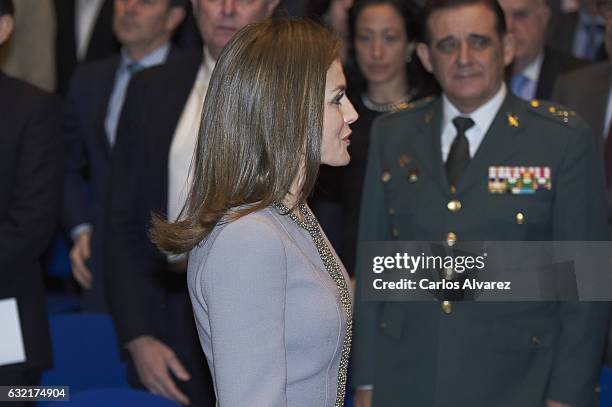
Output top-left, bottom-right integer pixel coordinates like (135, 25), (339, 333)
(499, 0), (550, 73)
(191, 0), (279, 60)
(417, 4), (514, 113)
(321, 60), (358, 167)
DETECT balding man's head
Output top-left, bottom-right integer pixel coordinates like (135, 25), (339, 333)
(191, 0), (279, 60)
(498, 0), (550, 74)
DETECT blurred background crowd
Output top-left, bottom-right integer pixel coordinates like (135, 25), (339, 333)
(0, 0), (611, 405)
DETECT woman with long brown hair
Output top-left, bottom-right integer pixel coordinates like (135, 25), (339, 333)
(151, 18), (357, 406)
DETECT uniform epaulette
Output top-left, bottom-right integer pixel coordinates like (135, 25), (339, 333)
(399, 95), (436, 112)
(380, 95), (437, 123)
(526, 99), (579, 127)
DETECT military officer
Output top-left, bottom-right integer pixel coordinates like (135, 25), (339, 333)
(352, 1), (610, 407)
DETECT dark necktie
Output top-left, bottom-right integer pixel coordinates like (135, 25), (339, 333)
(604, 122), (612, 186)
(446, 116), (475, 188)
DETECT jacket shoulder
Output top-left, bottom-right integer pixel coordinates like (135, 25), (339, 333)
(557, 60), (611, 84)
(0, 73), (58, 114)
(524, 98), (589, 131)
(375, 95), (437, 127)
(133, 51), (201, 84)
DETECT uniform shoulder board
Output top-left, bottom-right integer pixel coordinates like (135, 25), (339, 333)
(388, 95), (437, 118)
(527, 99), (580, 127)
(401, 95), (436, 111)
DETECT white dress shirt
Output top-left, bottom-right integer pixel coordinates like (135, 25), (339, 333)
(441, 83), (508, 162)
(75, 0), (104, 61)
(167, 47), (216, 225)
(515, 53), (543, 101)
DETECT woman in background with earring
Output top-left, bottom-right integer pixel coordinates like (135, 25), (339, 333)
(151, 18), (358, 406)
(340, 0), (438, 275)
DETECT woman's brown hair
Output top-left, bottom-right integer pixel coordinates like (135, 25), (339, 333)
(151, 18), (340, 255)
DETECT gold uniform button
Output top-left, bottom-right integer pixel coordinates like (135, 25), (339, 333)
(446, 232), (457, 247)
(516, 212), (525, 224)
(407, 172), (419, 183)
(388, 207), (396, 216)
(530, 100), (540, 108)
(447, 200), (462, 213)
(382, 170), (392, 183)
(531, 336), (540, 345)
(442, 301), (452, 314)
(444, 267), (454, 280)
(449, 185), (457, 194)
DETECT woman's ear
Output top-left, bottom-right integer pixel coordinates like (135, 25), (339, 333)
(0, 14), (14, 46)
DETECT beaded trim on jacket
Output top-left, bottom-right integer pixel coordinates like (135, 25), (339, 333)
(273, 202), (353, 407)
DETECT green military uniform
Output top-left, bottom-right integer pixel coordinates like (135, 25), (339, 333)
(352, 92), (609, 406)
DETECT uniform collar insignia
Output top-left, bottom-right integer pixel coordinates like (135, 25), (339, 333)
(424, 110), (434, 124)
(507, 113), (520, 128)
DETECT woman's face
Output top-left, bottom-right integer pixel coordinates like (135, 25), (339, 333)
(321, 60), (358, 167)
(354, 4), (409, 86)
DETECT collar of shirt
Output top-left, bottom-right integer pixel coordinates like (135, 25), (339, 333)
(514, 52), (543, 101)
(202, 46), (216, 82)
(521, 52), (544, 85)
(119, 42), (171, 74)
(75, 0), (104, 61)
(191, 46), (217, 92)
(441, 83), (507, 161)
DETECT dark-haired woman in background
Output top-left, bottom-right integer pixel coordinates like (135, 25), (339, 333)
(341, 0), (438, 274)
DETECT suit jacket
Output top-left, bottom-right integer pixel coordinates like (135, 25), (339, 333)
(547, 11), (579, 57)
(188, 207), (350, 406)
(106, 51), (201, 345)
(105, 52), (216, 405)
(61, 46), (181, 311)
(553, 61), (612, 366)
(552, 61), (611, 149)
(534, 47), (588, 101)
(352, 93), (609, 406)
(54, 0), (119, 95)
(0, 72), (63, 373)
(547, 11), (608, 62)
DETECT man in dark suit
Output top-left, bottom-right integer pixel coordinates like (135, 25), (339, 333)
(54, 0), (119, 95)
(106, 0), (278, 405)
(553, 62), (610, 145)
(63, 0), (186, 313)
(499, 0), (587, 102)
(553, 0), (611, 153)
(352, 0), (609, 406)
(553, 0), (612, 366)
(548, 0), (608, 62)
(0, 0), (63, 398)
